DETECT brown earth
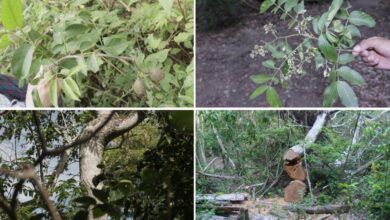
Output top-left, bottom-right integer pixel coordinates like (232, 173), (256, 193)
(196, 0), (390, 107)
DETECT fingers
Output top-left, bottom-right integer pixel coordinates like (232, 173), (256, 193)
(353, 37), (383, 56)
(361, 51), (380, 67)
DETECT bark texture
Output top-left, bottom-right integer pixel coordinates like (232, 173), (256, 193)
(79, 111), (144, 220)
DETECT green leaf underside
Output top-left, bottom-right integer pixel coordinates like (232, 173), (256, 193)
(338, 66), (366, 86)
(337, 81), (358, 107)
(349, 11), (376, 28)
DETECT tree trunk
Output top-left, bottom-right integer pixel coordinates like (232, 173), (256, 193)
(79, 111), (144, 220)
(283, 112), (328, 203)
(283, 112), (328, 163)
(284, 180), (306, 202)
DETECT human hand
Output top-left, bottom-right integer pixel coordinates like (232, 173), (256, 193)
(352, 37), (390, 70)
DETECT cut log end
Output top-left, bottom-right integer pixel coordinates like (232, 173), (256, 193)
(284, 162), (306, 181)
(284, 180), (306, 203)
(283, 149), (300, 163)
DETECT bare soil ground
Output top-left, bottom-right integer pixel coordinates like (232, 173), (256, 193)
(196, 0), (390, 107)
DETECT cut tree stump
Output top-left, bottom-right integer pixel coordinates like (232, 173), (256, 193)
(283, 161), (306, 181)
(282, 204), (350, 214)
(284, 180), (306, 202)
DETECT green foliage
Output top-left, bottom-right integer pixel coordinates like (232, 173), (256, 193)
(0, 111), (193, 219)
(197, 111), (390, 219)
(251, 0), (376, 107)
(0, 0), (193, 107)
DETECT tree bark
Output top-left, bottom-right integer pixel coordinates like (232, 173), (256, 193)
(283, 112), (328, 203)
(283, 112), (328, 163)
(79, 111), (144, 220)
(211, 124), (236, 169)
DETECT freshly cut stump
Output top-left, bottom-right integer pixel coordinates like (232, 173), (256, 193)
(284, 161), (306, 181)
(284, 180), (306, 202)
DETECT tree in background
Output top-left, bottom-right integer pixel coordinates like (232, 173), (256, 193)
(0, 110), (193, 219)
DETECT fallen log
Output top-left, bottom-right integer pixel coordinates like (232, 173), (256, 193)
(197, 193), (249, 203)
(284, 180), (306, 202)
(282, 204), (350, 214)
(283, 112), (328, 163)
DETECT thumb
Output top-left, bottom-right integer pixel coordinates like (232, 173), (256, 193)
(354, 37), (382, 53)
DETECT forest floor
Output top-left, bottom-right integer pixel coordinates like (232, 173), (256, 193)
(220, 197), (358, 220)
(196, 0), (390, 107)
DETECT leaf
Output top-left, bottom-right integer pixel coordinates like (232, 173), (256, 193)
(284, 0), (298, 13)
(327, 0), (343, 24)
(338, 53), (354, 65)
(92, 189), (109, 203)
(32, 89), (43, 108)
(74, 196), (96, 205)
(86, 53), (103, 73)
(266, 87), (282, 107)
(158, 0), (174, 15)
(65, 77), (81, 97)
(349, 11), (376, 28)
(260, 0), (275, 14)
(62, 78), (80, 101)
(145, 49), (170, 64)
(347, 25), (361, 37)
(318, 12), (329, 32)
(323, 82), (338, 107)
(337, 81), (358, 107)
(250, 85), (268, 100)
(262, 59), (275, 69)
(11, 44), (35, 80)
(73, 210), (88, 220)
(318, 34), (337, 63)
(0, 35), (10, 49)
(337, 66), (366, 86)
(102, 38), (128, 56)
(294, 1), (305, 14)
(250, 74), (272, 84)
(49, 79), (58, 107)
(1, 0), (23, 30)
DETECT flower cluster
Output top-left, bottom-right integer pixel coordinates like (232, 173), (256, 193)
(250, 45), (267, 58)
(263, 23), (277, 35)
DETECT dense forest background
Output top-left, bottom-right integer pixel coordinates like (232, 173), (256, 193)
(0, 110), (193, 219)
(196, 110), (390, 219)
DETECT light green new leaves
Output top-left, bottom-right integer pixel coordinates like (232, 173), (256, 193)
(1, 0), (23, 30)
(337, 81), (358, 107)
(349, 11), (376, 28)
(260, 0), (275, 14)
(11, 44), (35, 80)
(158, 0), (174, 15)
(318, 34), (337, 63)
